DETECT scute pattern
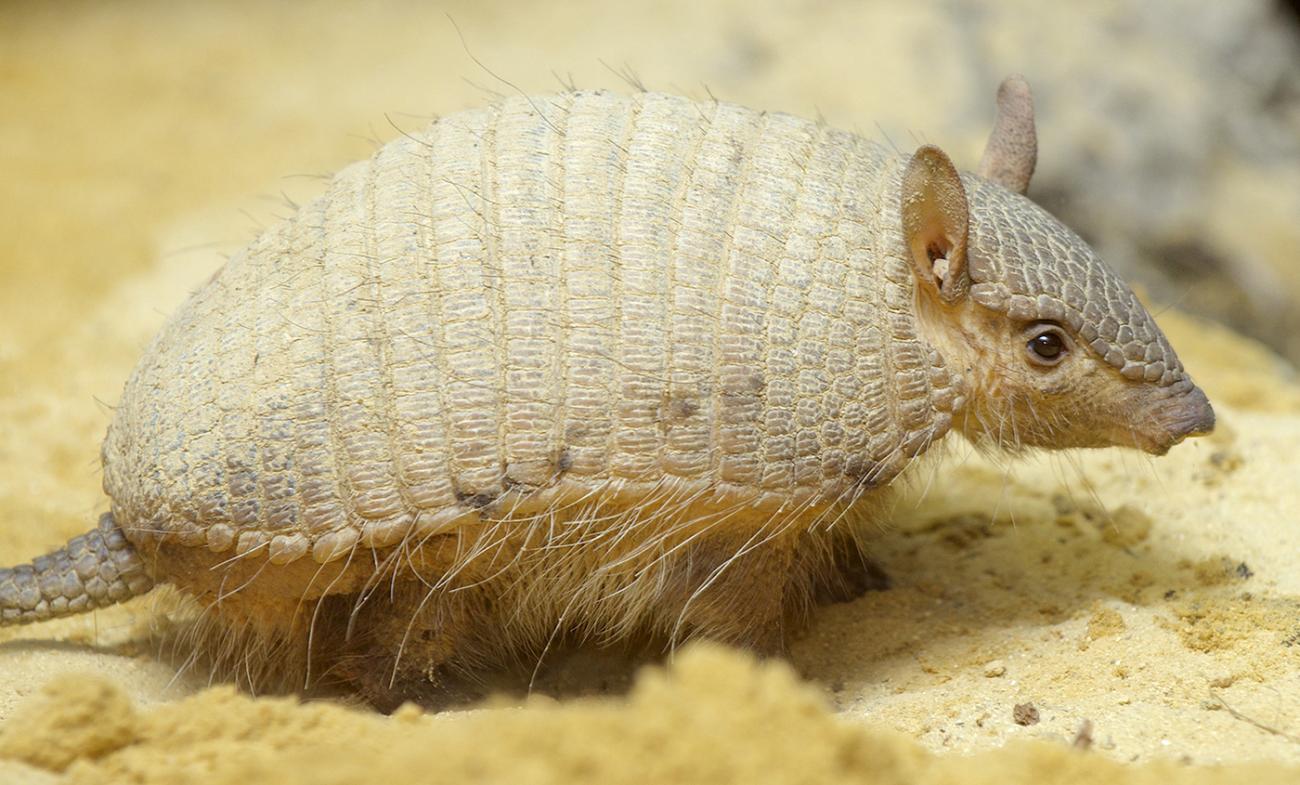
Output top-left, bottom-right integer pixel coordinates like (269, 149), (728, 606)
(100, 91), (962, 566)
(962, 175), (1189, 390)
(0, 514), (153, 624)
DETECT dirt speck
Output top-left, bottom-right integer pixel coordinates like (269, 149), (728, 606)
(1013, 702), (1041, 726)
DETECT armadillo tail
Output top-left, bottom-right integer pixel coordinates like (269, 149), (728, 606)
(0, 513), (154, 626)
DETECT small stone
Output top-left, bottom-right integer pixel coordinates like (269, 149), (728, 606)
(1013, 702), (1040, 726)
(983, 660), (1007, 678)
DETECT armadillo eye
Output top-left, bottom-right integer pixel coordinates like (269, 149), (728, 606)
(1027, 329), (1067, 365)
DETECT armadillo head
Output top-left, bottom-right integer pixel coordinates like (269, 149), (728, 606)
(902, 76), (1214, 456)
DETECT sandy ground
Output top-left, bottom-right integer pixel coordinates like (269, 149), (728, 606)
(1, 1), (1298, 782)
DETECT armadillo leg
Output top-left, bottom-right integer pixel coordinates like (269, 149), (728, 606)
(328, 581), (479, 712)
(0, 512), (154, 626)
(664, 527), (798, 654)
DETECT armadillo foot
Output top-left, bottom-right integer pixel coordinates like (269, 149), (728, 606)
(324, 581), (480, 711)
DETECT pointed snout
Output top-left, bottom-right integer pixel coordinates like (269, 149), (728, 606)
(1140, 385), (1216, 455)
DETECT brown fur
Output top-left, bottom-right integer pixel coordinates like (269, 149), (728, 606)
(146, 476), (895, 706)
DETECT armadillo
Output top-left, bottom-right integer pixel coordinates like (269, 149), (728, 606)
(0, 77), (1213, 705)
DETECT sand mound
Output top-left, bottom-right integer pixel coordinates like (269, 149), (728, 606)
(0, 646), (1295, 785)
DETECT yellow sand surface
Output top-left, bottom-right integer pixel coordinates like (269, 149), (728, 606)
(1, 1), (1297, 782)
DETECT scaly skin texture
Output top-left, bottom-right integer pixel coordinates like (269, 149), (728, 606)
(0, 84), (1214, 704)
(105, 91), (960, 561)
(0, 514), (153, 625)
(963, 175), (1187, 389)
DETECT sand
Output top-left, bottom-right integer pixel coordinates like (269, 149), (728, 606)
(0, 645), (1297, 785)
(1, 1), (1297, 782)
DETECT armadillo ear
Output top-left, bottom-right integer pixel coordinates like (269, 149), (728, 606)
(978, 75), (1037, 195)
(902, 144), (970, 304)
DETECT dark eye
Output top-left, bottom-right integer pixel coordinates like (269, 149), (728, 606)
(1027, 328), (1067, 365)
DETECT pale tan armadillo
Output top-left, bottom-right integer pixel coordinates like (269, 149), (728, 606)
(0, 77), (1213, 704)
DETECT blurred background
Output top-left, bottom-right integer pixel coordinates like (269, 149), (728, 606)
(2, 0), (1298, 365)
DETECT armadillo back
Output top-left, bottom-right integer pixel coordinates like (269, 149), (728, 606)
(102, 91), (962, 570)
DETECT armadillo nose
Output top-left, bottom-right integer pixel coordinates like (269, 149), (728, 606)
(1173, 386), (1216, 440)
(1152, 386), (1215, 453)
